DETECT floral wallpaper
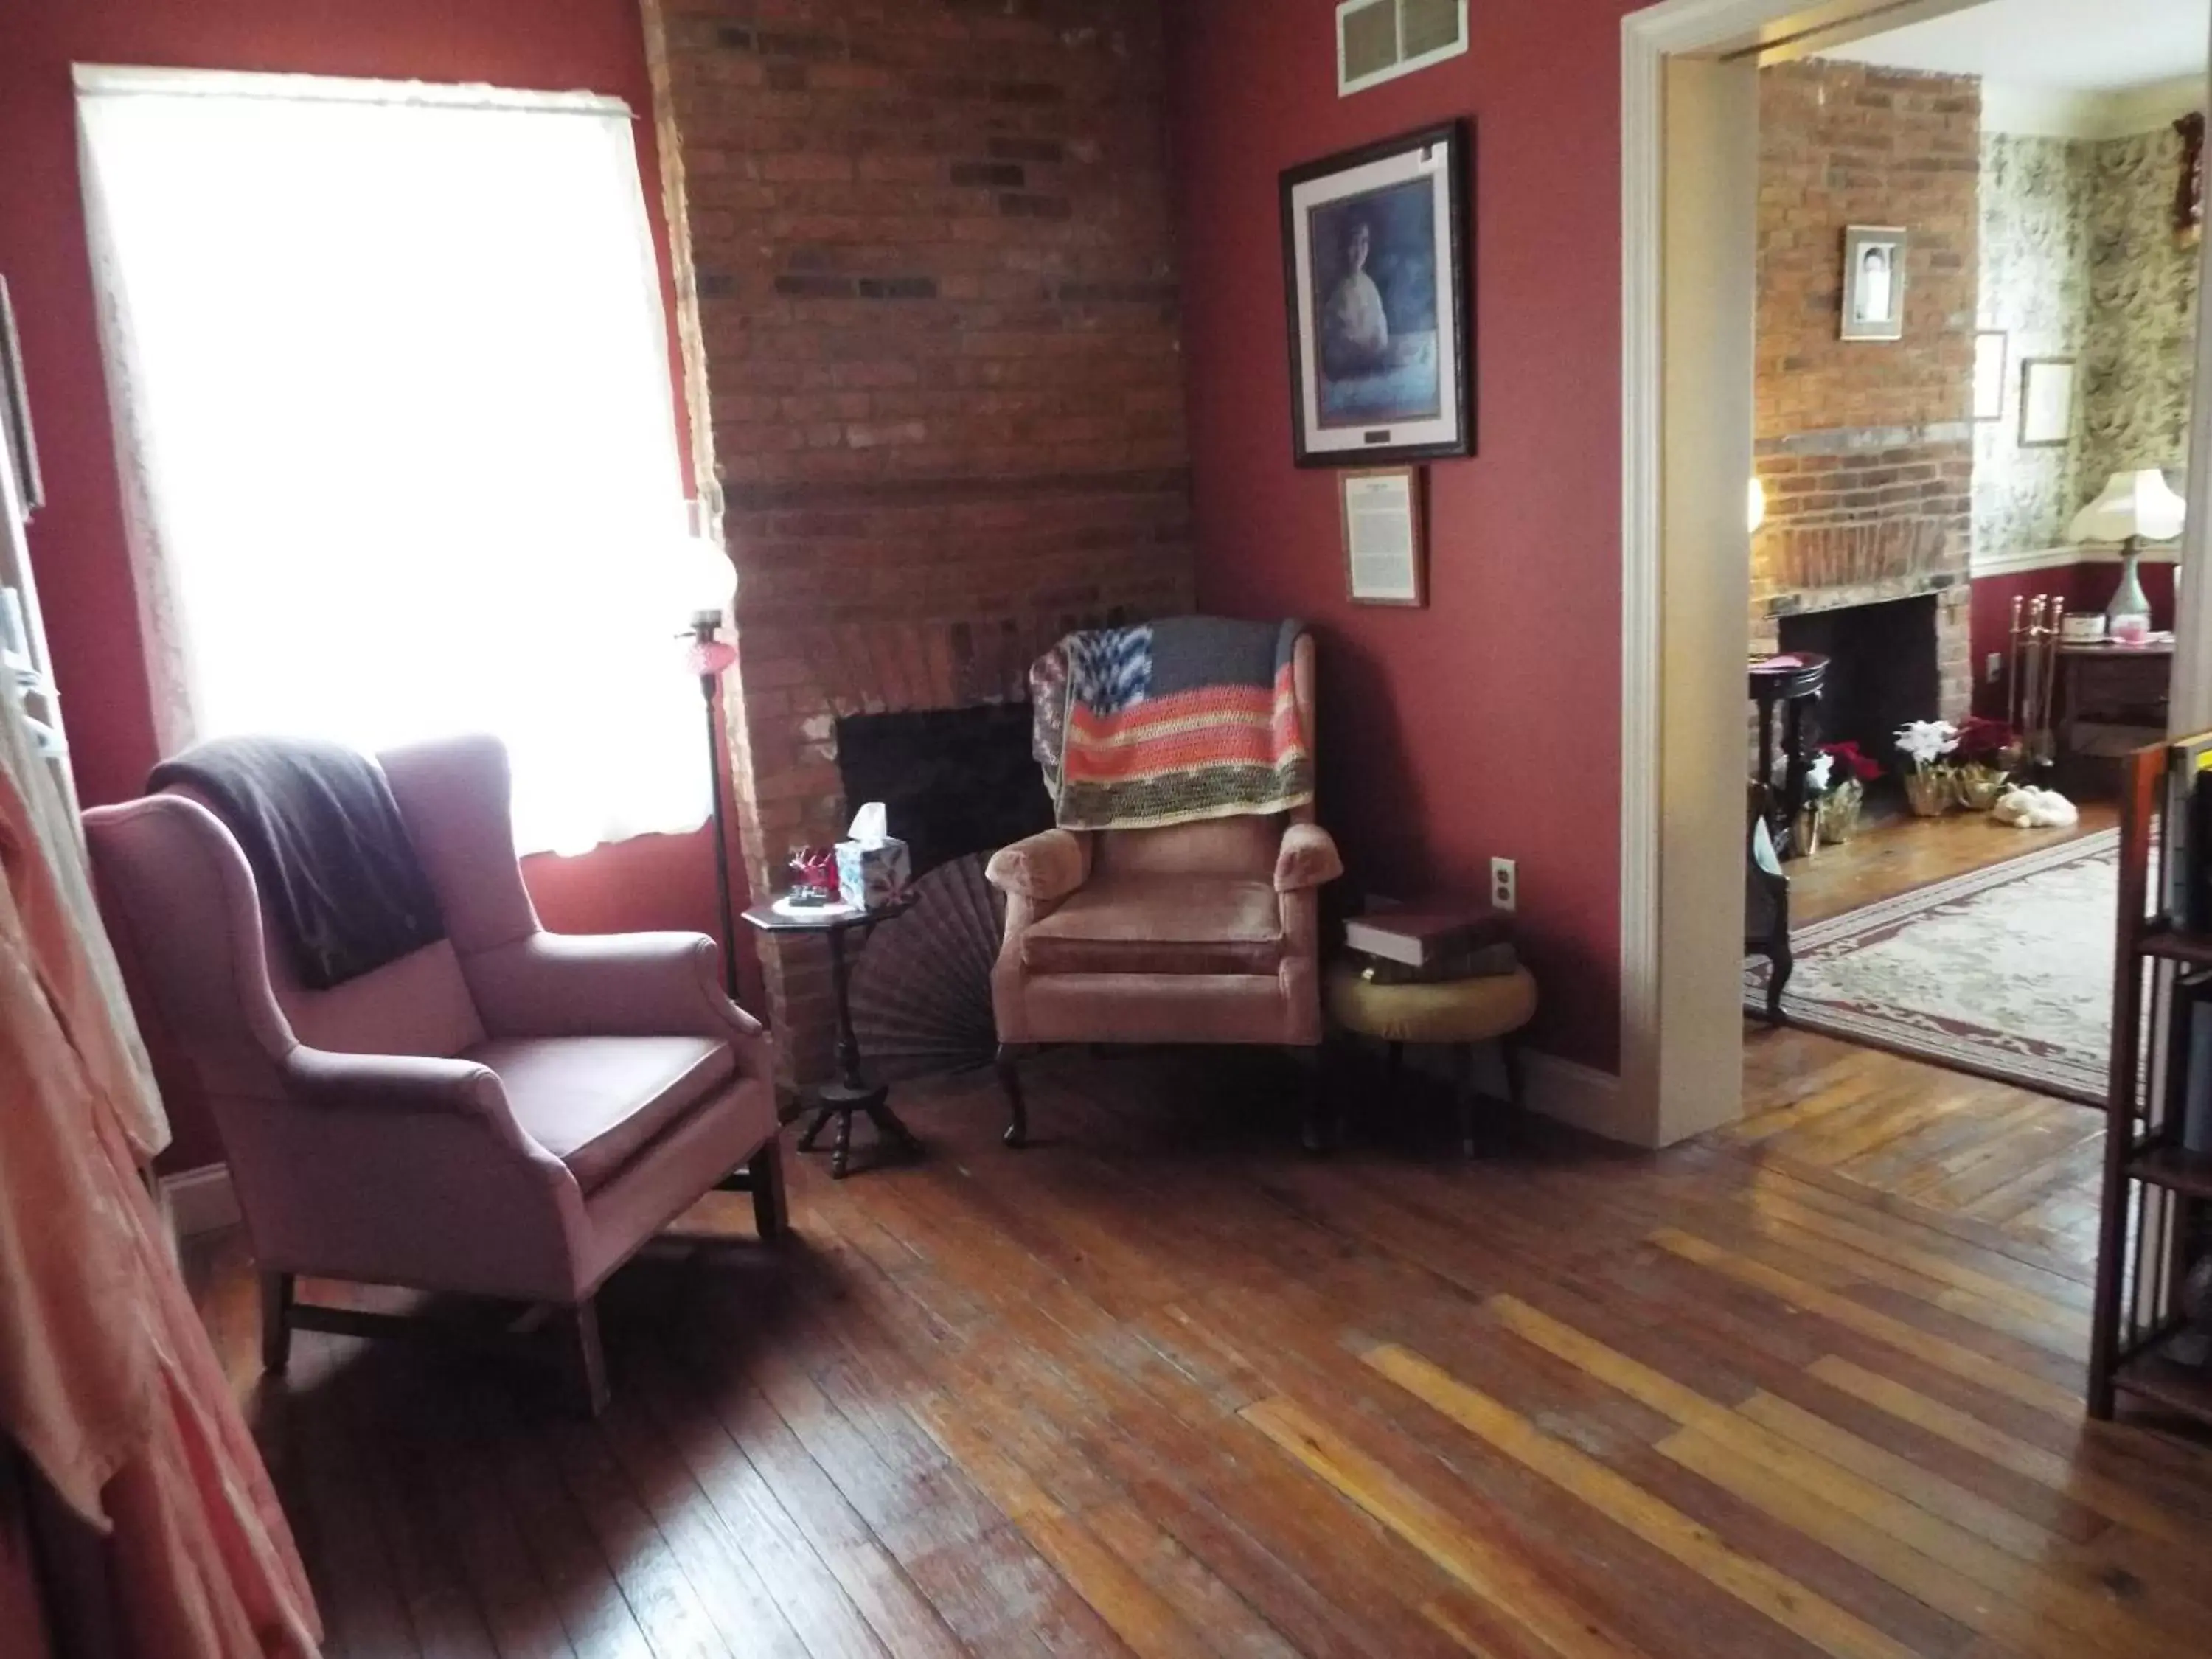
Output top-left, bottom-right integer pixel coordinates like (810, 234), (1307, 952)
(1973, 121), (2201, 560)
(1974, 134), (2093, 557)
(2079, 124), (2200, 498)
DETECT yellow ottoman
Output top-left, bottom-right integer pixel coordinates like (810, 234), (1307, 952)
(1325, 960), (1538, 1155)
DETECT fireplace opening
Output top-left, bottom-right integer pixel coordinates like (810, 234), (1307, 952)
(1778, 594), (1938, 776)
(833, 702), (1053, 879)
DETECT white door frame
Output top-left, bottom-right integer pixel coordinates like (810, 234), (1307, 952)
(1616, 0), (2212, 1147)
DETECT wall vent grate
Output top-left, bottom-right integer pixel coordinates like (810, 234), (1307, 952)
(1337, 0), (1468, 98)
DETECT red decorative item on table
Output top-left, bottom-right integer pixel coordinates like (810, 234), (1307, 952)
(787, 845), (839, 905)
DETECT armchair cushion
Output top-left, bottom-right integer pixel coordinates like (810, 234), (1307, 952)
(1273, 822), (1343, 892)
(467, 1034), (734, 1193)
(1020, 873), (1283, 977)
(986, 829), (1089, 903)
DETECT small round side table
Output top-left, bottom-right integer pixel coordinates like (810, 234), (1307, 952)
(1324, 961), (1538, 1155)
(742, 892), (922, 1179)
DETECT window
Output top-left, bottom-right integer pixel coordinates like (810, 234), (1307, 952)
(76, 67), (712, 855)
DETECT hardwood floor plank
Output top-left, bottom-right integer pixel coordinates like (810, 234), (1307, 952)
(1806, 1357), (2206, 1546)
(1242, 1396), (1654, 1659)
(1648, 1229), (2081, 1416)
(1360, 1345), (1919, 1659)
(186, 1039), (2212, 1659)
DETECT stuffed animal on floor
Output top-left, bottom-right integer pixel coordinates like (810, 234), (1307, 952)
(1992, 785), (2079, 829)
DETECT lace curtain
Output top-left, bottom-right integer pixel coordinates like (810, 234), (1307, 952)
(76, 68), (709, 856)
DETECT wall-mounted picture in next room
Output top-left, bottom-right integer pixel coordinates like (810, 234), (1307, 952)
(1281, 120), (1471, 467)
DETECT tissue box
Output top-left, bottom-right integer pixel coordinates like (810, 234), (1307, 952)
(836, 837), (911, 909)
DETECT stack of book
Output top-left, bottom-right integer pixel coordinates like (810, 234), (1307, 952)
(1343, 906), (1516, 985)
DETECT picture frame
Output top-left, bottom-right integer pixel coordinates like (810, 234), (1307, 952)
(1339, 465), (1426, 606)
(1972, 330), (2007, 422)
(1840, 225), (1907, 342)
(2019, 357), (2076, 448)
(1281, 120), (1472, 467)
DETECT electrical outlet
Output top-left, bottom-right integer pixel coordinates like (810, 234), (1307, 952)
(1986, 652), (2004, 685)
(1489, 856), (1517, 914)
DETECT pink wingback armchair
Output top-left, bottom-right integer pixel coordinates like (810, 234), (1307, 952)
(82, 734), (780, 1413)
(986, 631), (1343, 1147)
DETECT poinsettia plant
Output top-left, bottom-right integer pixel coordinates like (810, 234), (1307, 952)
(1895, 719), (1960, 773)
(1952, 715), (2016, 764)
(1820, 741), (1883, 785)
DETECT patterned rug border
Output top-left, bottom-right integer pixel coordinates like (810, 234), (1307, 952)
(1746, 827), (2118, 1105)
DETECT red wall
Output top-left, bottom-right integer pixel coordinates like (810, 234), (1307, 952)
(1165, 0), (1635, 1071)
(0, 0), (757, 1165)
(1968, 563), (2178, 719)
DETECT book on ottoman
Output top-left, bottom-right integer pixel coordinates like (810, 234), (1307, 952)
(1344, 906), (1515, 983)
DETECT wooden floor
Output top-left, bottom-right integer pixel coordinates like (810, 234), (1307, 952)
(1784, 800), (2118, 928)
(187, 1038), (2212, 1659)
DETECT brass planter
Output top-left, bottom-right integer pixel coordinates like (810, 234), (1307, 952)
(1904, 769), (1952, 818)
(1813, 778), (1864, 844)
(1952, 762), (2010, 812)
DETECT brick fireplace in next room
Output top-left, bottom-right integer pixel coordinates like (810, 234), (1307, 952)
(1751, 60), (1980, 771)
(640, 0), (1194, 1083)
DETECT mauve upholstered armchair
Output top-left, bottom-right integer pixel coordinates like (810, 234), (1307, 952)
(986, 631), (1343, 1147)
(82, 734), (782, 1413)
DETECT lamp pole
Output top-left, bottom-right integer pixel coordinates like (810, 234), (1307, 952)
(689, 612), (741, 1000)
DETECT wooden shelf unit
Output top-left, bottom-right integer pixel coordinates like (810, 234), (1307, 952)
(2090, 738), (2212, 1426)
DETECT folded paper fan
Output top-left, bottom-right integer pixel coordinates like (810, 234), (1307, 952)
(849, 852), (1005, 1082)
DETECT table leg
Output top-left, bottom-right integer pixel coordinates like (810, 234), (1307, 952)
(797, 1103), (835, 1152)
(863, 1098), (921, 1157)
(832, 1106), (855, 1180)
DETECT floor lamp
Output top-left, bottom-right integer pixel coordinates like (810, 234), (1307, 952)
(684, 541), (741, 999)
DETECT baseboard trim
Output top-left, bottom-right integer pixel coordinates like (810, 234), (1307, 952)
(1523, 1051), (1636, 1145)
(159, 1162), (239, 1238)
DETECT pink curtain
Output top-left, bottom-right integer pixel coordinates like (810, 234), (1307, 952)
(0, 747), (319, 1652)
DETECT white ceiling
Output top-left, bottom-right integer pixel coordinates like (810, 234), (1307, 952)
(1823, 0), (2207, 93)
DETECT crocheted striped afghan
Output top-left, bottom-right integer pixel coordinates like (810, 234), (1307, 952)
(1030, 617), (1312, 831)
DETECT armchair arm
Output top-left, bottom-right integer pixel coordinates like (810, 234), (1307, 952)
(283, 1046), (514, 1126)
(987, 830), (1091, 905)
(1274, 822), (1343, 893)
(462, 930), (765, 1046)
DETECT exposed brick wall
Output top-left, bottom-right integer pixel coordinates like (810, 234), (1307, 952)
(1753, 60), (1980, 731)
(641, 0), (1193, 1082)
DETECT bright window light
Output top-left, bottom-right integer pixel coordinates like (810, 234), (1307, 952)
(75, 67), (709, 856)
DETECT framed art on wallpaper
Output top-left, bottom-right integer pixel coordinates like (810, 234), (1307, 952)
(1281, 120), (1471, 467)
(1972, 330), (2007, 422)
(2020, 358), (2076, 448)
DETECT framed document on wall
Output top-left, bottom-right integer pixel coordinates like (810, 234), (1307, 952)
(1281, 122), (1472, 467)
(1339, 466), (1426, 606)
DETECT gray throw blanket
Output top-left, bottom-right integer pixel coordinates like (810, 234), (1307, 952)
(150, 737), (445, 990)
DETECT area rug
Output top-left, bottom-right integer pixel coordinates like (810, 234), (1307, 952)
(1743, 830), (2121, 1103)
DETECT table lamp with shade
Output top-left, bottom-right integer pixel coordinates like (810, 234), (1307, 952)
(2068, 468), (2186, 641)
(679, 533), (742, 998)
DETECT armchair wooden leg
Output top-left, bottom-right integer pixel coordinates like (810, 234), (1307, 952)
(1502, 1032), (1527, 1109)
(996, 1043), (1029, 1148)
(750, 1139), (789, 1241)
(569, 1298), (610, 1418)
(1296, 1050), (1329, 1155)
(1453, 1043), (1479, 1158)
(260, 1271), (294, 1375)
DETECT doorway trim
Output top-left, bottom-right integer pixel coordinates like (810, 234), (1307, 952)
(1615, 0), (2212, 1147)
